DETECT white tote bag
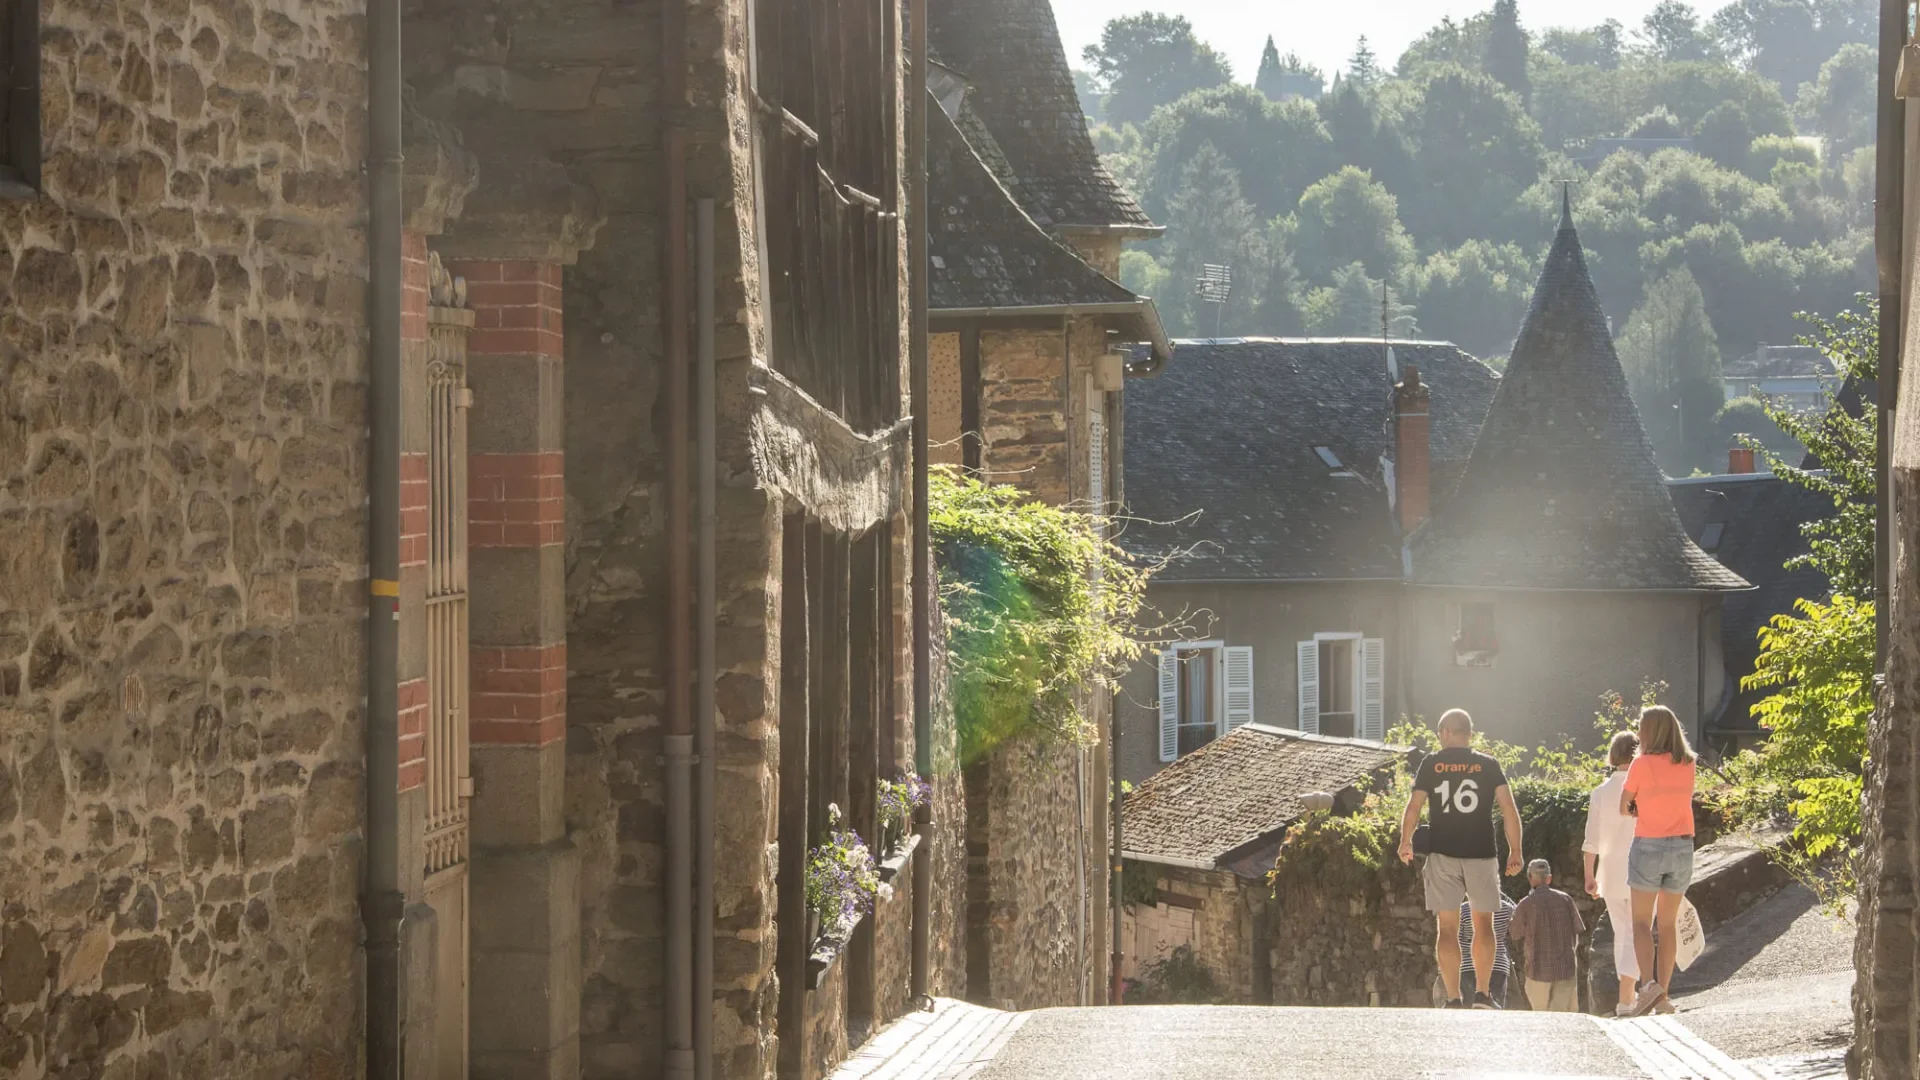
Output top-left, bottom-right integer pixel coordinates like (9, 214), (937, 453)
(1673, 898), (1706, 971)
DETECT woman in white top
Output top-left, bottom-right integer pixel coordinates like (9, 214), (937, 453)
(1583, 731), (1641, 1014)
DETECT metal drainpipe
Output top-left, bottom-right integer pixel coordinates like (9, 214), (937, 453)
(695, 199), (718, 1080)
(1874, 0), (1906, 673)
(362, 0), (404, 1071)
(662, 0), (695, 1069)
(1109, 390), (1124, 1006)
(908, 0), (934, 1006)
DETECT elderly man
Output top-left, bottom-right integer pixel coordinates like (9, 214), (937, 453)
(1511, 859), (1585, 1012)
(1398, 709), (1525, 1010)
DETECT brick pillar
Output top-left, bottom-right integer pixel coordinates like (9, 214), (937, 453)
(1393, 367), (1432, 534)
(447, 254), (580, 1080)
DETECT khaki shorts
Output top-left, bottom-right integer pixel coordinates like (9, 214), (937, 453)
(1526, 978), (1579, 1012)
(1423, 853), (1502, 913)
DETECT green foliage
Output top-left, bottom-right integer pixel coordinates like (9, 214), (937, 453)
(1743, 595), (1873, 850)
(1746, 297), (1877, 595)
(1159, 143), (1269, 335)
(930, 469), (1153, 762)
(1616, 266), (1724, 474)
(1301, 263), (1417, 337)
(1715, 396), (1803, 459)
(1290, 166), (1416, 284)
(1120, 859), (1161, 909)
(1081, 13), (1233, 128)
(1093, 6), (1870, 364)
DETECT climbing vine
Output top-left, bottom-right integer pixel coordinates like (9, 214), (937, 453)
(930, 467), (1155, 762)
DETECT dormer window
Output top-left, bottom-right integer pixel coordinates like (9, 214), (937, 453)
(1699, 522), (1725, 552)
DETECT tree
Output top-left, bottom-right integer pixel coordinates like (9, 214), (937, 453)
(1412, 240), (1533, 359)
(1693, 101), (1758, 171)
(1710, 0), (1826, 101)
(1484, 0), (1531, 104)
(1539, 21), (1624, 69)
(1795, 42), (1876, 161)
(1715, 396), (1803, 458)
(1348, 36), (1382, 88)
(1302, 262), (1417, 336)
(1397, 13), (1494, 76)
(1140, 84), (1336, 220)
(1081, 14), (1234, 128)
(1072, 69), (1106, 126)
(1628, 108), (1687, 139)
(1750, 298), (1877, 596)
(1159, 143), (1268, 336)
(1290, 166), (1416, 284)
(1387, 65), (1546, 248)
(1254, 224), (1309, 335)
(1615, 266), (1724, 473)
(1635, 0), (1724, 62)
(1256, 39), (1324, 101)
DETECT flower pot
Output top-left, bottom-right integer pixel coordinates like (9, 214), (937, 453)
(807, 910), (821, 947)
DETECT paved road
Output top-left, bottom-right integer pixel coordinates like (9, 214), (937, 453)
(1668, 884), (1854, 1075)
(968, 1007), (1722, 1080)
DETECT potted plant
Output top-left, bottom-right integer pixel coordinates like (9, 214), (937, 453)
(876, 773), (931, 857)
(804, 805), (886, 947)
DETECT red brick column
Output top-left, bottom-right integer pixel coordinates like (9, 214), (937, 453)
(451, 257), (567, 755)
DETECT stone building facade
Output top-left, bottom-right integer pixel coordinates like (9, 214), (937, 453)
(1, 1), (993, 1080)
(922, 0), (1168, 1012)
(0, 0), (374, 1075)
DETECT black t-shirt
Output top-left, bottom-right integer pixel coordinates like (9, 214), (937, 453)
(1414, 747), (1507, 860)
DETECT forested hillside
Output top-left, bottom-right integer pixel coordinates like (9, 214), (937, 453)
(1082, 1), (1876, 473)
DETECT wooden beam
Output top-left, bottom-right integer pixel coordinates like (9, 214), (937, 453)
(776, 513), (812, 1080)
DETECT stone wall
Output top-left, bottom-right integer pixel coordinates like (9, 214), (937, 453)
(0, 0), (370, 1076)
(1121, 866), (1257, 1003)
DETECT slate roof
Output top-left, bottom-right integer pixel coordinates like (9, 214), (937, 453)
(1410, 202), (1750, 592)
(1668, 473), (1832, 728)
(1121, 725), (1404, 876)
(1724, 345), (1835, 380)
(1120, 339), (1500, 582)
(927, 95), (1138, 313)
(927, 0), (1155, 232)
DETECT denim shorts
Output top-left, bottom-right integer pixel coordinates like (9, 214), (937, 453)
(1627, 835), (1695, 894)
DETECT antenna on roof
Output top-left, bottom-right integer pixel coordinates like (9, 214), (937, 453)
(1383, 281), (1398, 380)
(1196, 264), (1233, 338)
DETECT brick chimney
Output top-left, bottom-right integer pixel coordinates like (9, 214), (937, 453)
(1394, 367), (1431, 533)
(1728, 447), (1756, 474)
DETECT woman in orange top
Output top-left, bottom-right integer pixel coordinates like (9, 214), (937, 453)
(1619, 705), (1697, 1017)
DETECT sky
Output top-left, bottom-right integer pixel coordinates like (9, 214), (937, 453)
(1050, 0), (1679, 85)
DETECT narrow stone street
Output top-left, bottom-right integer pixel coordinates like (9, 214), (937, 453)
(835, 884), (1856, 1080)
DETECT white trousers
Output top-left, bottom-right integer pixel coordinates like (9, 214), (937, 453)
(1606, 894), (1638, 982)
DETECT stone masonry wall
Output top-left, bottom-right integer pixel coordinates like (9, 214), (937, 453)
(0, 0), (370, 1076)
(1122, 866), (1256, 1003)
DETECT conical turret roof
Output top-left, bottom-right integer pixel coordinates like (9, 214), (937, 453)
(1412, 197), (1749, 592)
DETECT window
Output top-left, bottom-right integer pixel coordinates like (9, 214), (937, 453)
(1313, 445), (1356, 477)
(1317, 639), (1355, 737)
(1699, 522), (1725, 551)
(1453, 603), (1497, 666)
(0, 0), (41, 198)
(1298, 635), (1385, 739)
(1156, 643), (1254, 762)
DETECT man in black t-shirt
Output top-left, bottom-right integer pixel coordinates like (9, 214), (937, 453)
(1397, 709), (1524, 1009)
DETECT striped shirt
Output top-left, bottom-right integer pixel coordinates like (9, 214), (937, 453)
(1457, 897), (1515, 978)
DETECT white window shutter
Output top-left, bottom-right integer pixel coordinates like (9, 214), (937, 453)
(1361, 638), (1386, 740)
(1224, 647), (1254, 732)
(1296, 640), (1319, 735)
(1158, 650), (1179, 762)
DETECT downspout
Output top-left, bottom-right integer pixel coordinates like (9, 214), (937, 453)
(908, 0), (934, 1006)
(362, 0), (404, 1071)
(662, 0), (695, 1070)
(1874, 0), (1906, 673)
(1064, 314), (1087, 1005)
(695, 199), (718, 1080)
(1109, 390), (1125, 1005)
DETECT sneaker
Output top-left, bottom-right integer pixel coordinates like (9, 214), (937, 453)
(1471, 992), (1501, 1010)
(1443, 998), (1468, 1009)
(1614, 1003), (1635, 1018)
(1653, 997), (1677, 1015)
(1627, 981), (1667, 1017)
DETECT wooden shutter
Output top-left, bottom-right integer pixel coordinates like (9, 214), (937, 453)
(1296, 640), (1319, 735)
(1361, 638), (1386, 740)
(1224, 647), (1254, 732)
(1158, 649), (1179, 762)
